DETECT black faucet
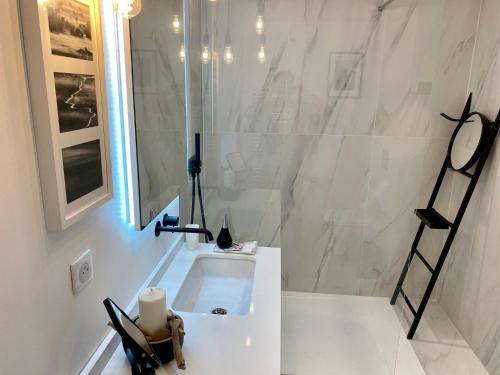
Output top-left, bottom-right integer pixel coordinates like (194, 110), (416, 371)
(154, 214), (213, 241)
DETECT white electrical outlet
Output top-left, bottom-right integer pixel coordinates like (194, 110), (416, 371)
(70, 249), (94, 295)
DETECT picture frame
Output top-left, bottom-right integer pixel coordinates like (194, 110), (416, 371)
(328, 52), (364, 98)
(20, 0), (112, 230)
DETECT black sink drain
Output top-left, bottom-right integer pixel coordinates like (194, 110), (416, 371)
(211, 307), (228, 315)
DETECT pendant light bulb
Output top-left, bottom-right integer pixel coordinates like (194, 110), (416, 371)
(201, 45), (211, 64)
(258, 45), (266, 64)
(172, 14), (182, 34)
(256, 15), (264, 35)
(224, 45), (234, 64)
(113, 0), (142, 19)
(179, 44), (185, 62)
(38, 0), (49, 10)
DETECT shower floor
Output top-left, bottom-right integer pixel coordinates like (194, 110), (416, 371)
(281, 292), (487, 375)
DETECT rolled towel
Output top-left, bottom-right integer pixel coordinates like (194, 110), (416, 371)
(213, 241), (258, 255)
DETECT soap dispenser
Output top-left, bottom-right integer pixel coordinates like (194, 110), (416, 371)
(216, 214), (233, 249)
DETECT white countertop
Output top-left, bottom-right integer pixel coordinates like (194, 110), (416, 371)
(102, 244), (281, 375)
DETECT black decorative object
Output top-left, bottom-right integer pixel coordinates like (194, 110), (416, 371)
(103, 298), (160, 375)
(216, 214), (233, 249)
(390, 93), (500, 339)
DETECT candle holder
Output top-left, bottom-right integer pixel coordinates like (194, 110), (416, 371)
(103, 298), (185, 373)
(132, 316), (185, 364)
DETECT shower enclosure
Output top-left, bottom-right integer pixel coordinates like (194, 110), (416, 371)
(183, 0), (484, 373)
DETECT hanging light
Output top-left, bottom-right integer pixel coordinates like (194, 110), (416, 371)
(258, 44), (266, 64)
(223, 1), (233, 65)
(179, 44), (185, 62)
(172, 14), (182, 34)
(37, 0), (49, 10)
(255, 15), (264, 35)
(113, 0), (142, 19)
(224, 45), (234, 64)
(201, 45), (211, 64)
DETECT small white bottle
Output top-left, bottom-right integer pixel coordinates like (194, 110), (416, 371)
(186, 223), (200, 250)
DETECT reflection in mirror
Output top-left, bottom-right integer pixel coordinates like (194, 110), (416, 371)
(450, 114), (483, 171)
(130, 0), (187, 229)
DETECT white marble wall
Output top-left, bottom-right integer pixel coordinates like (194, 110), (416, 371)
(201, 0), (479, 296)
(438, 0), (500, 373)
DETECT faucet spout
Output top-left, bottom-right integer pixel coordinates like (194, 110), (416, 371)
(155, 221), (214, 241)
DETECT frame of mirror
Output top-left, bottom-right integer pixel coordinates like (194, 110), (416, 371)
(447, 112), (489, 172)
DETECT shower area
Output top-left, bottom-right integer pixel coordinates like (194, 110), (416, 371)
(180, 0), (491, 373)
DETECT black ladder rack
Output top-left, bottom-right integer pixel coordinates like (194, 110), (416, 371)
(390, 94), (500, 339)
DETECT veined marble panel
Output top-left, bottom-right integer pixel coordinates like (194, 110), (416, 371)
(202, 132), (282, 190)
(203, 187), (281, 247)
(201, 0), (480, 305)
(374, 0), (478, 138)
(285, 0), (383, 136)
(437, 1), (500, 373)
(281, 135), (371, 292)
(359, 136), (426, 296)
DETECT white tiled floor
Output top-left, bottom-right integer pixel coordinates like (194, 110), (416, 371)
(394, 298), (488, 375)
(281, 292), (488, 375)
(281, 292), (425, 375)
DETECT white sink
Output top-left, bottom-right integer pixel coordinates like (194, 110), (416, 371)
(172, 254), (256, 315)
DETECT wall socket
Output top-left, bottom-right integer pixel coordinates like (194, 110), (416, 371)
(70, 249), (94, 295)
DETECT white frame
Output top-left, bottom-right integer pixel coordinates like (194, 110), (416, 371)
(118, 18), (142, 230)
(20, 0), (113, 230)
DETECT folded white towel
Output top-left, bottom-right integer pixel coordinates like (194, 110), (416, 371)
(213, 241), (258, 255)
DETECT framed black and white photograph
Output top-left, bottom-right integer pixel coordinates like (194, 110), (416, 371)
(62, 140), (103, 203)
(47, 0), (94, 61)
(328, 52), (363, 98)
(20, 0), (112, 230)
(54, 72), (98, 132)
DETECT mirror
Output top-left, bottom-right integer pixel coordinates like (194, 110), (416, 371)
(129, 0), (188, 229)
(449, 113), (485, 171)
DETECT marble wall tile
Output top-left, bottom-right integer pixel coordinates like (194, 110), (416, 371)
(436, 0), (500, 373)
(281, 135), (371, 292)
(374, 0), (478, 138)
(203, 187), (281, 247)
(202, 132), (282, 190)
(359, 136), (426, 296)
(200, 0), (480, 302)
(284, 0), (383, 136)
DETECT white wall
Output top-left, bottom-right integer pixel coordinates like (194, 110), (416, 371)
(0, 1), (179, 374)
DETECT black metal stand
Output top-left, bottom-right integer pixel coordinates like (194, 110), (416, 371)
(390, 95), (500, 339)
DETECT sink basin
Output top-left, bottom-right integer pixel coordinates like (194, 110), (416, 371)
(172, 254), (256, 315)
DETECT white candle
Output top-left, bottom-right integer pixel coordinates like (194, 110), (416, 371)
(138, 287), (166, 336)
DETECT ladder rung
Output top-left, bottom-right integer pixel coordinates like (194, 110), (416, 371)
(459, 170), (474, 178)
(414, 249), (434, 273)
(400, 288), (417, 316)
(415, 208), (452, 229)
